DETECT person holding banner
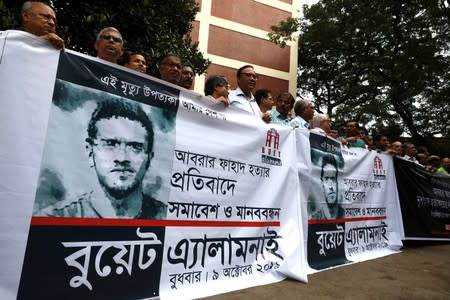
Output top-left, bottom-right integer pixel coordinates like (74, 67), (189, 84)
(94, 27), (124, 64)
(21, 1), (64, 49)
(158, 53), (183, 85)
(228, 65), (260, 115)
(270, 92), (295, 125)
(204, 75), (230, 107)
(37, 100), (167, 219)
(122, 52), (148, 74)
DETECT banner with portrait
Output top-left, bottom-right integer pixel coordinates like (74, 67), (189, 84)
(394, 157), (450, 240)
(298, 132), (404, 272)
(0, 30), (307, 300)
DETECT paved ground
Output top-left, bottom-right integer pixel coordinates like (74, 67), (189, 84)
(202, 241), (450, 299)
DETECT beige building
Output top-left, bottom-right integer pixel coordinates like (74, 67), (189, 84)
(191, 0), (299, 100)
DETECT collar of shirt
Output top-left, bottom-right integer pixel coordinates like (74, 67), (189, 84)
(228, 87), (259, 115)
(289, 115), (308, 128)
(270, 110), (290, 125)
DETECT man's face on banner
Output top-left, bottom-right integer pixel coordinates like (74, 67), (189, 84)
(321, 163), (338, 205)
(91, 117), (150, 199)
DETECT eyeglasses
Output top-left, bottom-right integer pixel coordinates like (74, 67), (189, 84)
(100, 34), (123, 44)
(240, 72), (258, 80)
(94, 139), (146, 154)
(161, 62), (182, 69)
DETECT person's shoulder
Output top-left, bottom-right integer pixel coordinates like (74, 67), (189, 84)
(436, 167), (448, 174)
(140, 195), (167, 219)
(228, 89), (242, 103)
(35, 192), (93, 217)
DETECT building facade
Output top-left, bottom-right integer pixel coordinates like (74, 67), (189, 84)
(191, 0), (299, 99)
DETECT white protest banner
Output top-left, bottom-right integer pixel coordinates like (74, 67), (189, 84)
(298, 131), (404, 272)
(0, 30), (307, 300)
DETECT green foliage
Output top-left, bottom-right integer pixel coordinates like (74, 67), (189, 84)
(1, 0), (210, 76)
(296, 0), (449, 148)
(268, 16), (299, 48)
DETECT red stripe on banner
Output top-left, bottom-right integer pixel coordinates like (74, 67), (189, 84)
(308, 216), (386, 224)
(30, 217), (280, 227)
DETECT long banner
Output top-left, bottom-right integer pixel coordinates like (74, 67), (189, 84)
(0, 30), (426, 299)
(0, 30), (306, 300)
(394, 157), (450, 240)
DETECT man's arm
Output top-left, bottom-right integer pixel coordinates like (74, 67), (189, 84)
(40, 32), (64, 50)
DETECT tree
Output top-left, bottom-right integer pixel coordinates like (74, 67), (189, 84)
(300, 0), (449, 144)
(0, 0), (210, 76)
(271, 0), (449, 149)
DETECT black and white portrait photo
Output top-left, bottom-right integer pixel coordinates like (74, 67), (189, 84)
(308, 135), (345, 220)
(33, 79), (176, 219)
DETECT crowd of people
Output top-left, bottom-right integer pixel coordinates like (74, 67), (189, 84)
(20, 1), (449, 176)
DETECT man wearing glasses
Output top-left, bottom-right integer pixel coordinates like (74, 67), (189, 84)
(20, 1), (64, 49)
(228, 65), (260, 115)
(37, 100), (167, 219)
(158, 54), (183, 85)
(94, 27), (124, 64)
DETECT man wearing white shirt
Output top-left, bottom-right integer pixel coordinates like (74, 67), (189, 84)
(403, 143), (419, 164)
(228, 65), (260, 115)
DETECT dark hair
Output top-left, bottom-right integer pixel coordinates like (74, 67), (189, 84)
(236, 65), (254, 78)
(373, 134), (388, 142)
(118, 52), (146, 66)
(359, 127), (369, 135)
(158, 53), (181, 65)
(204, 75), (228, 96)
(278, 92), (295, 104)
(255, 89), (271, 105)
(86, 100), (154, 154)
(345, 119), (360, 129)
(182, 64), (194, 71)
(321, 155), (338, 180)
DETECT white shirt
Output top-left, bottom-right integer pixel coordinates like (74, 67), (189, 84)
(228, 87), (260, 115)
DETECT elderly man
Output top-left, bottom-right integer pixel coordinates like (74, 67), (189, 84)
(289, 99), (314, 129)
(38, 100), (167, 219)
(270, 92), (295, 125)
(228, 65), (260, 115)
(387, 140), (403, 156)
(158, 54), (182, 85)
(21, 1), (64, 49)
(94, 27), (124, 64)
(310, 114), (332, 135)
(403, 142), (419, 163)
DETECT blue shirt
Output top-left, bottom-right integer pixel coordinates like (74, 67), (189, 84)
(270, 110), (290, 125)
